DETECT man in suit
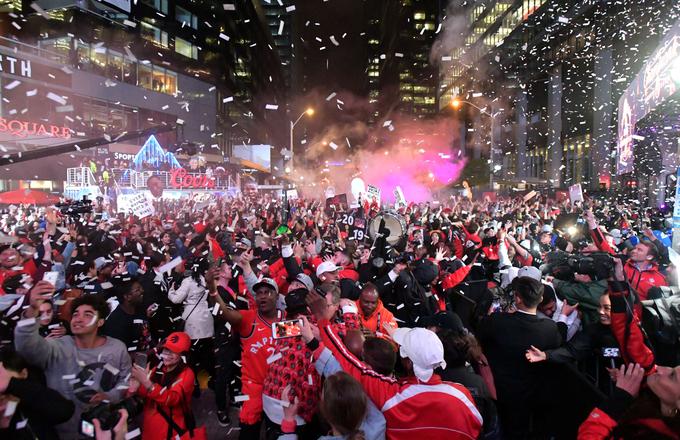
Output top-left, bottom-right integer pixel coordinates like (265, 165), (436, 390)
(477, 274), (563, 439)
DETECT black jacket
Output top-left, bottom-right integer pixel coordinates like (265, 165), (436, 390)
(0, 377), (74, 440)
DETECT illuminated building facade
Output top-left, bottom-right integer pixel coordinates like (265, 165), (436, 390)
(365, 0), (443, 124)
(0, 0), (285, 169)
(440, 0), (680, 200)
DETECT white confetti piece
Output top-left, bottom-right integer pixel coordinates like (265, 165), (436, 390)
(46, 92), (67, 105)
(219, 33), (230, 41)
(265, 104), (279, 110)
(285, 5), (295, 12)
(4, 400), (18, 417)
(234, 395), (249, 402)
(4, 80), (21, 90)
(222, 96), (233, 103)
(267, 353), (282, 364)
(223, 3), (235, 10)
(125, 428), (141, 439)
(17, 318), (36, 327)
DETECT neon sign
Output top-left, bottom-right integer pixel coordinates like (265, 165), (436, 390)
(0, 118), (71, 139)
(169, 168), (216, 189)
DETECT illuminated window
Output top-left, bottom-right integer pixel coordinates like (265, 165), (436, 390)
(368, 39), (379, 45)
(414, 12), (426, 20)
(424, 22), (435, 31)
(176, 6), (198, 29)
(175, 37), (198, 59)
(141, 21), (169, 48)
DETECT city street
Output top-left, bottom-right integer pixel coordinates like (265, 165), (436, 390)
(1, 1), (680, 439)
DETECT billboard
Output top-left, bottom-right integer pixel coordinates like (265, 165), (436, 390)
(616, 18), (680, 174)
(232, 144), (272, 172)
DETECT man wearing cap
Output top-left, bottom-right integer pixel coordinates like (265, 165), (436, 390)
(209, 274), (281, 439)
(317, 260), (362, 300)
(309, 295), (482, 439)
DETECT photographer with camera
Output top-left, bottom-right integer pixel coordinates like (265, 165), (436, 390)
(14, 281), (132, 438)
(585, 210), (667, 302)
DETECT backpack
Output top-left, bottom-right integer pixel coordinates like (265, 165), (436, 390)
(641, 286), (680, 365)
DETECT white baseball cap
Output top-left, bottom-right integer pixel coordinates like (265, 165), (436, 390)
(392, 327), (446, 382)
(517, 265), (542, 282)
(316, 261), (341, 278)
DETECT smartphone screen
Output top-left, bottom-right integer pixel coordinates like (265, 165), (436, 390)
(42, 271), (59, 286)
(81, 420), (95, 438)
(133, 352), (148, 368)
(272, 319), (304, 339)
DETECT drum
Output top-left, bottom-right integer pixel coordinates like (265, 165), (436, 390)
(368, 211), (407, 247)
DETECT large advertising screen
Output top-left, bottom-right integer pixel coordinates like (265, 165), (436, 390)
(616, 18), (680, 175)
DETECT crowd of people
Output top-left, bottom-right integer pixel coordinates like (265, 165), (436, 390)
(0, 188), (679, 440)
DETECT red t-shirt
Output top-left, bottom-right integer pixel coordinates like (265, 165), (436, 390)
(238, 310), (278, 384)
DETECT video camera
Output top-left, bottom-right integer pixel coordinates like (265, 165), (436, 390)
(544, 251), (616, 281)
(80, 397), (141, 437)
(56, 196), (93, 217)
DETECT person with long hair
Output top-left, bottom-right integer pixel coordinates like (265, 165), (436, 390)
(168, 257), (214, 386)
(130, 331), (199, 440)
(279, 372), (368, 440)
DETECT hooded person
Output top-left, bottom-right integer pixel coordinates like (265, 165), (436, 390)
(355, 282), (397, 335)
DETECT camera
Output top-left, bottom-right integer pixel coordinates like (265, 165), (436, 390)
(545, 251), (616, 281)
(80, 397), (141, 437)
(56, 196), (93, 217)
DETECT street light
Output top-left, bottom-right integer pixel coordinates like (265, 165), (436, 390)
(451, 98), (501, 189)
(289, 107), (314, 170)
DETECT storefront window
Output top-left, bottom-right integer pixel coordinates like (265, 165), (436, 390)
(123, 57), (136, 85)
(76, 40), (91, 69)
(107, 51), (123, 82)
(91, 46), (107, 75)
(138, 63), (153, 89)
(165, 70), (177, 95)
(151, 66), (167, 92)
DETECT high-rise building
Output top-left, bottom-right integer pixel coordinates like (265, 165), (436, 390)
(0, 0), (286, 187)
(440, 0), (680, 203)
(256, 0), (295, 92)
(365, 0), (442, 124)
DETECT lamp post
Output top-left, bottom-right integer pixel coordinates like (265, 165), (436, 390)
(288, 107), (314, 172)
(451, 98), (501, 189)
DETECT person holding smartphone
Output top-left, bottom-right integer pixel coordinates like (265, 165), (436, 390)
(129, 332), (195, 440)
(129, 331), (198, 440)
(37, 301), (70, 339)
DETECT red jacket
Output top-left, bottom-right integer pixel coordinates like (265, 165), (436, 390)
(578, 407), (680, 439)
(607, 280), (656, 374)
(137, 365), (195, 440)
(590, 228), (666, 301)
(317, 319), (483, 440)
